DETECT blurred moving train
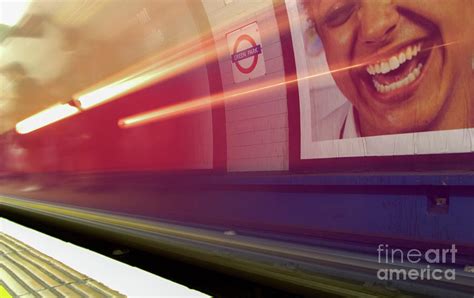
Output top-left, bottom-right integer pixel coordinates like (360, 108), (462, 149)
(1, 0), (474, 296)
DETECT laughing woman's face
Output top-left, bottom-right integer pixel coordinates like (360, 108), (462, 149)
(307, 0), (473, 136)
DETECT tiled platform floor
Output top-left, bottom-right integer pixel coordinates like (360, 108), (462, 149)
(0, 232), (125, 297)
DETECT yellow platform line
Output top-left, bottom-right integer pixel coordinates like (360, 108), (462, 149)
(0, 284), (13, 298)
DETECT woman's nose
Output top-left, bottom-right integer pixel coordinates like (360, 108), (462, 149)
(358, 0), (399, 45)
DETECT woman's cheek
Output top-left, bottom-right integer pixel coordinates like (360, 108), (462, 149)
(320, 26), (359, 102)
(332, 70), (359, 107)
(323, 28), (355, 70)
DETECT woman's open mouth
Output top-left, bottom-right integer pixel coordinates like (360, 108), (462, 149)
(360, 39), (434, 102)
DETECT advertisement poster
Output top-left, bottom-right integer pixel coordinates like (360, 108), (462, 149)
(286, 0), (474, 159)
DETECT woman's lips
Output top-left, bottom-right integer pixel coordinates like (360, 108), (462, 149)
(357, 40), (432, 102)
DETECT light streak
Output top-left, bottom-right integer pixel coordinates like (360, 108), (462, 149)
(76, 75), (151, 109)
(15, 103), (79, 134)
(72, 3), (278, 111)
(75, 52), (209, 109)
(118, 38), (464, 129)
(425, 40), (463, 51)
(118, 62), (365, 128)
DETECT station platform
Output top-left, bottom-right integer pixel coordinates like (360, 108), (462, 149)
(0, 218), (209, 297)
(0, 232), (124, 297)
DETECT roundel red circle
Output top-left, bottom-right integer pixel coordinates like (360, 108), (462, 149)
(233, 34), (258, 74)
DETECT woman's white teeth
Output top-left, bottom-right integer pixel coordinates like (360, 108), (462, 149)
(398, 52), (406, 64)
(389, 56), (399, 70)
(406, 47), (413, 60)
(373, 63), (423, 93)
(366, 43), (422, 75)
(380, 62), (390, 74)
